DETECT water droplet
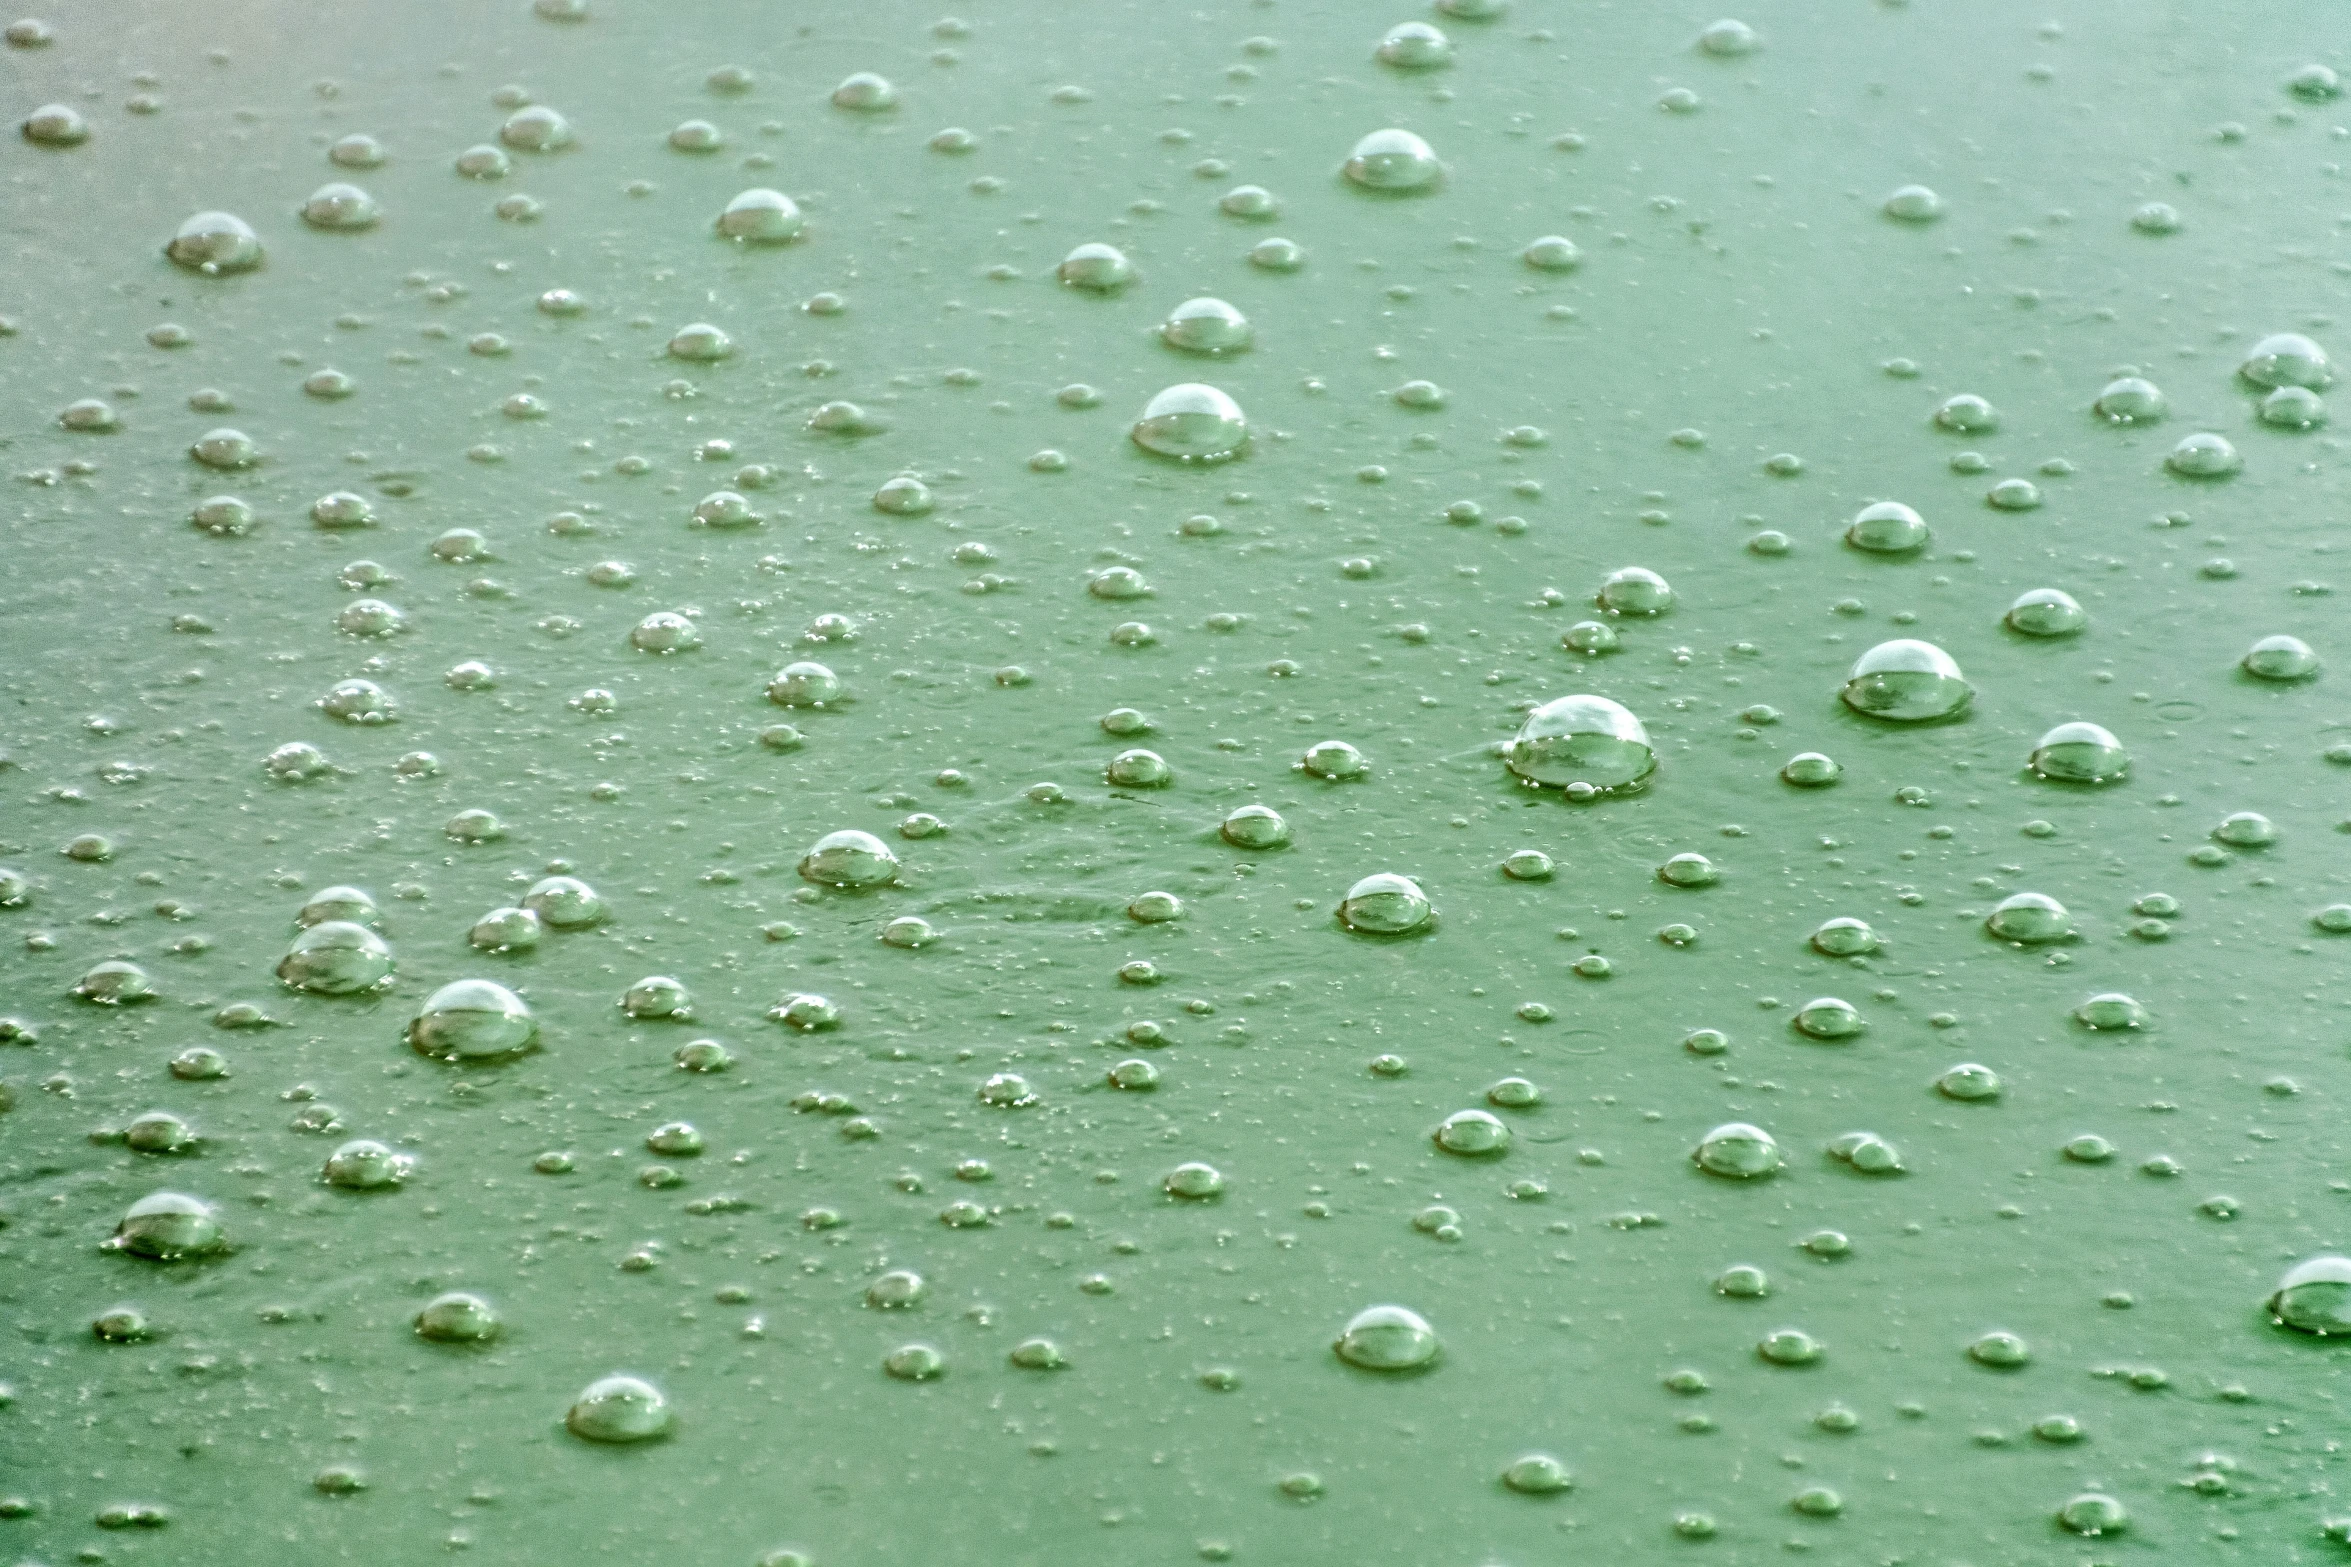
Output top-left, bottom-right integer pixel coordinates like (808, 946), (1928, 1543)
(2268, 1256), (2351, 1334)
(2056, 1493), (2126, 1537)
(2074, 991), (2147, 1030)
(108, 1192), (221, 1259)
(277, 921), (394, 995)
(500, 105), (573, 151)
(407, 979), (536, 1061)
(1694, 1122), (1782, 1177)
(797, 829), (897, 889)
(831, 72), (898, 111)
(1009, 1338), (1067, 1370)
(1828, 1130), (1903, 1173)
(2241, 332), (2331, 389)
(2005, 587), (2085, 636)
(75, 960), (153, 1005)
(1300, 739), (1368, 779)
(300, 182), (378, 230)
(2214, 810), (2276, 847)
(1501, 848), (1553, 881)
(1164, 1161), (1224, 1198)
(767, 660), (841, 707)
(1131, 383), (1247, 461)
(2093, 375), (2166, 423)
(1334, 1304), (1439, 1370)
(189, 427), (257, 470)
(2166, 432), (2241, 478)
(1987, 891), (2072, 943)
(122, 1111), (193, 1155)
(1792, 996), (1863, 1041)
(2027, 721), (2127, 784)
(1338, 872), (1431, 934)
(165, 211), (261, 274)
(1987, 477), (2042, 510)
(1840, 640), (1972, 722)
(977, 1072), (1038, 1108)
(1503, 695), (1655, 793)
(1501, 1453), (1571, 1493)
(716, 188), (803, 242)
(566, 1375), (671, 1442)
(1845, 500), (1927, 554)
(1218, 184), (1279, 218)
(1810, 917), (1879, 957)
(1883, 184), (1943, 221)
(1057, 242), (1133, 291)
(1970, 1330), (2030, 1367)
(1434, 1108), (1510, 1155)
(323, 1138), (411, 1190)
(1934, 394), (1998, 433)
(2242, 634), (2319, 680)
(1376, 22), (1452, 67)
(666, 322), (731, 363)
(2259, 385), (2327, 429)
(92, 1305), (148, 1342)
(1220, 804), (1290, 849)
(1161, 296), (1251, 354)
(1757, 1327), (1822, 1365)
(1792, 1487), (1842, 1517)
(1596, 566), (1672, 615)
(1937, 1062), (2002, 1101)
(1779, 751), (1842, 787)
(22, 102), (86, 145)
(1657, 853), (1718, 888)
(312, 490), (375, 528)
(1342, 128), (1441, 191)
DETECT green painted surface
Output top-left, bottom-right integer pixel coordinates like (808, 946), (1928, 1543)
(5, 1), (2351, 1561)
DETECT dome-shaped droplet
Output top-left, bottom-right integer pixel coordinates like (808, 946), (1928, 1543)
(1845, 500), (1927, 554)
(1300, 739), (1367, 778)
(566, 1375), (672, 1443)
(1657, 852), (1718, 888)
(620, 976), (691, 1020)
(1334, 1304), (1439, 1370)
(1434, 1108), (1509, 1156)
(1338, 872), (1431, 934)
(871, 476), (931, 515)
(323, 1138), (410, 1190)
(1810, 917), (1879, 957)
(2030, 721), (2127, 783)
(1376, 22), (1451, 67)
(799, 829), (898, 888)
(75, 960), (154, 1005)
(1163, 1161), (1224, 1199)
(301, 182), (379, 230)
(2260, 384), (2328, 429)
(2242, 634), (2319, 681)
(23, 102), (87, 145)
(1840, 639), (1972, 722)
(297, 885), (378, 928)
(1694, 1122), (1782, 1178)
(522, 875), (603, 928)
(1933, 394), (1998, 433)
(1131, 383), (1248, 461)
(1780, 751), (1841, 787)
(716, 187), (803, 242)
(276, 921), (395, 994)
(1883, 184), (1942, 221)
(2056, 1493), (2126, 1537)
(1503, 694), (1655, 794)
(830, 72), (898, 111)
(1522, 234), (1581, 271)
(1828, 1130), (1903, 1174)
(2005, 588), (2085, 637)
(2269, 1256), (2351, 1335)
(415, 1291), (500, 1343)
(1057, 242), (1133, 291)
(109, 1192), (222, 1259)
(1698, 17), (1758, 54)
(1220, 804), (1290, 850)
(2073, 992), (2147, 1031)
(627, 610), (699, 654)
(1987, 891), (2072, 942)
(166, 211), (262, 274)
(1597, 566), (1673, 615)
(407, 979), (537, 1061)
(2214, 810), (2277, 847)
(1105, 748), (1170, 787)
(2166, 432), (2241, 478)
(1343, 127), (1441, 190)
(500, 105), (573, 151)
(2092, 375), (2166, 424)
(666, 322), (731, 362)
(189, 427), (257, 469)
(1936, 1062), (2002, 1100)
(767, 660), (840, 707)
(1793, 996), (1864, 1039)
(2240, 332), (2330, 390)
(1161, 296), (1251, 354)
(469, 906), (540, 953)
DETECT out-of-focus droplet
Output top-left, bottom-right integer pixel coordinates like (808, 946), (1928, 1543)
(1342, 128), (1441, 191)
(1883, 184), (1942, 221)
(1376, 22), (1451, 67)
(831, 72), (897, 111)
(407, 979), (536, 1061)
(2240, 332), (2330, 390)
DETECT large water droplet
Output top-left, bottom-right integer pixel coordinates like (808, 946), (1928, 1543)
(2006, 587), (2085, 637)
(1338, 872), (1431, 934)
(165, 211), (261, 274)
(2030, 721), (2128, 783)
(1840, 640), (1971, 721)
(2269, 1256), (2351, 1334)
(2242, 634), (2319, 681)
(1845, 501), (1927, 554)
(407, 979), (537, 1061)
(1342, 128), (1441, 191)
(108, 1192), (222, 1259)
(1693, 1122), (1782, 1178)
(1987, 891), (2072, 943)
(566, 1375), (671, 1442)
(1334, 1304), (1439, 1369)
(799, 829), (898, 888)
(276, 921), (395, 994)
(1160, 296), (1251, 354)
(1503, 695), (1655, 793)
(1131, 383), (1247, 461)
(2240, 332), (2330, 390)
(717, 188), (803, 242)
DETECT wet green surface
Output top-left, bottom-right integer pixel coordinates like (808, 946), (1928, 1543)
(7, 1), (2351, 1561)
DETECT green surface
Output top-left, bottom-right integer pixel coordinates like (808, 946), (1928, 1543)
(6, 1), (2351, 1562)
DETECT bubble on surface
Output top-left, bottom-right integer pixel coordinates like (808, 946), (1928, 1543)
(189, 427), (257, 469)
(1056, 241), (1135, 291)
(2213, 810), (2276, 847)
(1845, 500), (1926, 554)
(2240, 332), (2331, 390)
(1248, 235), (1305, 270)
(1933, 393), (1998, 433)
(666, 322), (732, 362)
(521, 875), (602, 928)
(407, 979), (536, 1061)
(1218, 184), (1279, 218)
(312, 491), (375, 528)
(2259, 385), (2327, 429)
(467, 907), (540, 953)
(2092, 375), (2165, 423)
(1501, 848), (1553, 881)
(1338, 872), (1431, 934)
(1840, 639), (1971, 721)
(1693, 1122), (1781, 1178)
(1757, 1327), (1822, 1365)
(123, 1111), (194, 1154)
(799, 829), (898, 888)
(2029, 721), (2127, 783)
(323, 1138), (411, 1190)
(1970, 1330), (2030, 1367)
(1698, 18), (1758, 55)
(22, 102), (86, 145)
(1163, 1161), (1224, 1198)
(276, 921), (395, 994)
(977, 1072), (1038, 1108)
(717, 188), (803, 242)
(1810, 917), (1879, 957)
(1131, 383), (1247, 460)
(2241, 634), (2318, 680)
(2005, 587), (2085, 636)
(831, 72), (898, 111)
(2056, 1493), (2127, 1536)
(768, 992), (840, 1030)
(107, 1192), (221, 1259)
(75, 960), (154, 1005)
(300, 182), (379, 229)
(2166, 432), (2241, 478)
(1503, 695), (1655, 792)
(1300, 739), (1368, 779)
(2074, 992), (2147, 1030)
(165, 211), (262, 273)
(1779, 751), (1841, 787)
(500, 105), (572, 150)
(620, 976), (691, 1020)
(768, 661), (841, 707)
(1828, 1130), (1902, 1174)
(1334, 1304), (1439, 1370)
(1883, 184), (1943, 221)
(1657, 852), (1718, 888)
(1376, 22), (1451, 67)
(1986, 891), (2072, 943)
(2269, 1256), (2351, 1334)
(1434, 1108), (1509, 1156)
(1936, 1062), (2002, 1101)
(1160, 296), (1252, 354)
(1220, 804), (1290, 849)
(1342, 128), (1441, 191)
(566, 1375), (671, 1442)
(628, 610), (700, 654)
